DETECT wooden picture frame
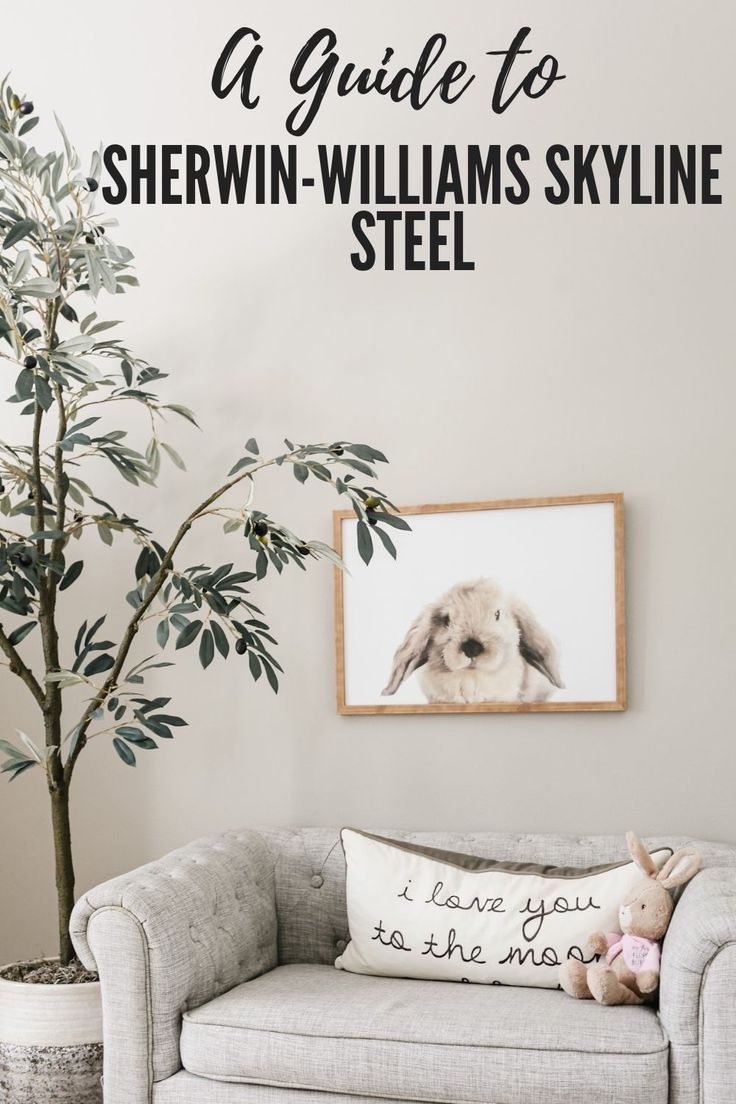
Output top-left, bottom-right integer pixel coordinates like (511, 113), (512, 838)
(333, 493), (626, 715)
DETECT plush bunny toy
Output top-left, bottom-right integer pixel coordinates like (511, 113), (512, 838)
(559, 831), (701, 1006)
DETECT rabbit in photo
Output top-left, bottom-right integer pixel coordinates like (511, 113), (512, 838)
(382, 578), (564, 704)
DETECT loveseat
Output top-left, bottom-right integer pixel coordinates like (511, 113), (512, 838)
(70, 828), (736, 1104)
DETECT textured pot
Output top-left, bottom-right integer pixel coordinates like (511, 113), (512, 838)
(0, 963), (102, 1104)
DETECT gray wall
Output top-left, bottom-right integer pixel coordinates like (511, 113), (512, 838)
(1, 1), (734, 963)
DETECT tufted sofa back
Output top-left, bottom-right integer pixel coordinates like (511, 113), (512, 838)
(257, 828), (736, 966)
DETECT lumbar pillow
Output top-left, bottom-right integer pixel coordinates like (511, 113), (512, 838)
(335, 828), (672, 989)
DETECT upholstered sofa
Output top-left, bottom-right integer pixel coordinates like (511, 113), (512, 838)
(70, 829), (736, 1104)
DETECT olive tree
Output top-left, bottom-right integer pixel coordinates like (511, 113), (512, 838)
(0, 81), (407, 965)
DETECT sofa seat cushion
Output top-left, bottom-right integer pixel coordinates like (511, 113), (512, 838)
(180, 965), (668, 1104)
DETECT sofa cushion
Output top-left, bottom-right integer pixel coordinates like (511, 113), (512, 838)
(180, 964), (669, 1104)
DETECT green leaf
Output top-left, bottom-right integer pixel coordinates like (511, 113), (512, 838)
(115, 725), (143, 739)
(309, 541), (345, 569)
(227, 456), (256, 477)
(21, 278), (58, 299)
(85, 615), (106, 646)
(260, 655), (279, 694)
(7, 621), (36, 646)
(149, 714), (187, 727)
(345, 443), (388, 463)
(116, 726), (157, 750)
(356, 520), (374, 565)
(3, 219), (35, 249)
(134, 696), (170, 714)
(248, 650), (262, 681)
(161, 442), (186, 471)
(211, 621), (230, 658)
(112, 737), (136, 766)
(68, 726), (83, 759)
(198, 628), (214, 669)
(141, 719), (173, 740)
(245, 437), (259, 455)
(293, 463), (309, 483)
(18, 116), (39, 137)
(0, 739), (23, 760)
(306, 461), (332, 482)
(156, 619), (170, 649)
(220, 571), (256, 586)
(15, 368), (34, 401)
(87, 319), (121, 335)
(176, 620), (203, 649)
(3, 759), (37, 781)
(59, 560), (84, 591)
(54, 113), (77, 168)
(84, 653), (115, 677)
(34, 375), (54, 411)
(373, 526), (397, 559)
(74, 620), (88, 657)
(255, 548), (268, 580)
(371, 512), (411, 532)
(29, 529), (64, 541)
(164, 403), (198, 427)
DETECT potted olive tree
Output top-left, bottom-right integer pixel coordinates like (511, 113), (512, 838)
(0, 82), (406, 1103)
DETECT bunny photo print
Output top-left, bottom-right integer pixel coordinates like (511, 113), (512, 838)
(335, 494), (626, 713)
(382, 578), (564, 705)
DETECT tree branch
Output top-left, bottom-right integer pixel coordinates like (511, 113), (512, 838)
(63, 453), (286, 782)
(0, 624), (46, 708)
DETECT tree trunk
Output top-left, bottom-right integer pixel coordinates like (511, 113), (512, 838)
(50, 784), (76, 966)
(42, 570), (75, 963)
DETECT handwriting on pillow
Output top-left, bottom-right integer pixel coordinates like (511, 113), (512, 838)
(374, 877), (602, 973)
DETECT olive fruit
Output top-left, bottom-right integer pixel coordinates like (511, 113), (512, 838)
(253, 519), (269, 538)
(23, 355), (37, 370)
(9, 95), (20, 112)
(235, 638), (248, 655)
(18, 553), (32, 567)
(364, 496), (380, 510)
(84, 233), (95, 245)
(330, 445), (344, 456)
(18, 101), (34, 116)
(367, 516), (378, 527)
(86, 177), (99, 192)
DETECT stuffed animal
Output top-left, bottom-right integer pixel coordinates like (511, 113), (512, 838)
(559, 831), (701, 1006)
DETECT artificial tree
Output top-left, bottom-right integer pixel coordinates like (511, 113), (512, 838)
(0, 82), (406, 969)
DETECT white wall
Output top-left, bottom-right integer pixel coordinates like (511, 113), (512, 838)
(1, 0), (734, 963)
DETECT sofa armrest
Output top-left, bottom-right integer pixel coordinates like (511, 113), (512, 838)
(70, 828), (277, 1102)
(659, 866), (736, 1104)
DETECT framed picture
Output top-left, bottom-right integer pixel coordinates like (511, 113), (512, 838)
(333, 493), (626, 714)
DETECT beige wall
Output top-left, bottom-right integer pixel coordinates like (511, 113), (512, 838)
(1, 1), (734, 964)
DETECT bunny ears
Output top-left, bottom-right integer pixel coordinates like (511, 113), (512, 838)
(626, 830), (701, 890)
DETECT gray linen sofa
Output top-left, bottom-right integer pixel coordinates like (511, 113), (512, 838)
(70, 828), (736, 1104)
